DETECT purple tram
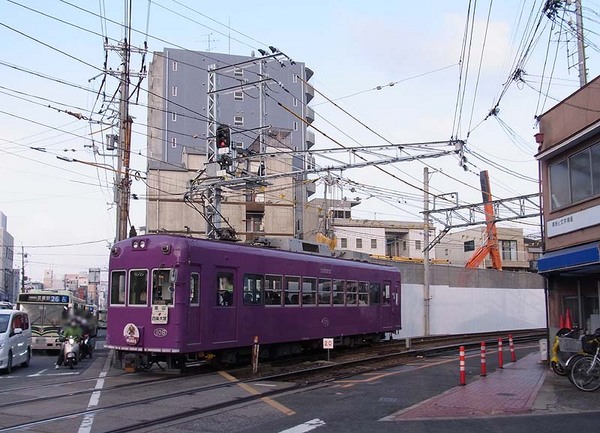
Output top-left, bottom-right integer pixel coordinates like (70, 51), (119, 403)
(106, 234), (401, 369)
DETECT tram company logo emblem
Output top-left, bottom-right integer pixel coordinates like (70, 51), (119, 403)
(124, 323), (140, 346)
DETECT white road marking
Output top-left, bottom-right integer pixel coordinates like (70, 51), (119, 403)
(253, 383), (277, 387)
(77, 354), (111, 433)
(28, 369), (48, 377)
(278, 419), (326, 433)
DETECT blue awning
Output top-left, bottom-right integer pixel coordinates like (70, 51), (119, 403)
(537, 242), (600, 274)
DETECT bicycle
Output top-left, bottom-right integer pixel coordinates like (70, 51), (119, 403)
(550, 327), (583, 376)
(569, 331), (600, 392)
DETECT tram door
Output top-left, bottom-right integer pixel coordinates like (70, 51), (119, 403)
(381, 280), (393, 329)
(213, 268), (238, 343)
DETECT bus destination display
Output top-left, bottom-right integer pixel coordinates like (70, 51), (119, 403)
(19, 294), (70, 303)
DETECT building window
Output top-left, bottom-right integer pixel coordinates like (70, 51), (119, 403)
(234, 116), (244, 126)
(171, 86), (178, 96)
(402, 241), (407, 251)
(171, 137), (177, 148)
(415, 240), (422, 251)
(234, 67), (243, 77)
(356, 238), (363, 249)
(172, 61), (178, 71)
(340, 238), (347, 248)
(293, 121), (298, 131)
(246, 212), (264, 232)
(171, 112), (177, 122)
(234, 91), (244, 101)
(293, 97), (298, 107)
(371, 239), (377, 249)
(549, 142), (600, 210)
(501, 240), (518, 261)
(293, 74), (298, 83)
(464, 240), (475, 252)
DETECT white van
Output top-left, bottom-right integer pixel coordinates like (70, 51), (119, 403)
(0, 309), (32, 374)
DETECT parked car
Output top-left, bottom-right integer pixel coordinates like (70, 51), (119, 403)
(0, 301), (13, 310)
(0, 309), (32, 374)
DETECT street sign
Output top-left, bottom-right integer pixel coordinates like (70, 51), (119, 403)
(323, 338), (334, 349)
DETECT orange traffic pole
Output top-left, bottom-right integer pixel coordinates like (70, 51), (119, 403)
(480, 341), (487, 376)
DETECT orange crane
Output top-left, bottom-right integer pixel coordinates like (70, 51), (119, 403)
(465, 170), (503, 270)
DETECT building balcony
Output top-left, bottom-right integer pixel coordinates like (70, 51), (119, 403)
(305, 84), (314, 104)
(306, 106), (315, 124)
(306, 180), (316, 196)
(306, 130), (315, 149)
(305, 67), (314, 81)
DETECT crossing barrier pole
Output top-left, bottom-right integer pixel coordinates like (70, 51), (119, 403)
(508, 334), (517, 363)
(480, 341), (487, 377)
(459, 346), (466, 386)
(498, 338), (504, 369)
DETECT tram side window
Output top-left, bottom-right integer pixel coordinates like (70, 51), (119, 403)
(346, 280), (358, 305)
(190, 273), (200, 305)
(302, 277), (317, 306)
(129, 270), (148, 305)
(217, 272), (234, 306)
(110, 271), (126, 305)
(265, 275), (282, 305)
(318, 279), (332, 306)
(332, 279), (345, 305)
(244, 274), (264, 305)
(285, 276), (300, 305)
(152, 269), (174, 306)
(358, 281), (369, 305)
(383, 281), (391, 305)
(370, 282), (381, 304)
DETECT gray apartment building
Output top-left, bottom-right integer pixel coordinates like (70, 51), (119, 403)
(0, 211), (15, 302)
(146, 49), (316, 237)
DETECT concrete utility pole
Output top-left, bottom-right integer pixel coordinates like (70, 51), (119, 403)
(104, 1), (146, 242)
(115, 1), (133, 242)
(575, 0), (588, 87)
(20, 246), (26, 293)
(423, 167), (431, 336)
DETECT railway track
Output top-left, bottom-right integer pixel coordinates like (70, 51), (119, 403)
(0, 329), (545, 432)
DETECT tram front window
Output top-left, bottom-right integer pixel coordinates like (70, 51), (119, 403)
(153, 269), (174, 306)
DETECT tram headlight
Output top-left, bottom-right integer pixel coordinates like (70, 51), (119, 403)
(132, 239), (148, 251)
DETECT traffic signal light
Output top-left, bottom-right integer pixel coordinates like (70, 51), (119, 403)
(216, 125), (231, 153)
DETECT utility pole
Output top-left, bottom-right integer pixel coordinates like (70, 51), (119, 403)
(423, 167), (431, 336)
(575, 0), (588, 87)
(105, 1), (146, 242)
(20, 246), (26, 293)
(116, 2), (132, 242)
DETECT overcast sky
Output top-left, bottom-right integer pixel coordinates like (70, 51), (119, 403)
(1, 0), (598, 281)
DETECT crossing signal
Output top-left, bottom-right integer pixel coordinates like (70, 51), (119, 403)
(216, 125), (231, 152)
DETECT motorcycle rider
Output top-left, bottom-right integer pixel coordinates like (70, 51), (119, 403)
(55, 317), (83, 369)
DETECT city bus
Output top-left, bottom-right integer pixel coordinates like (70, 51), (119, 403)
(16, 290), (86, 350)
